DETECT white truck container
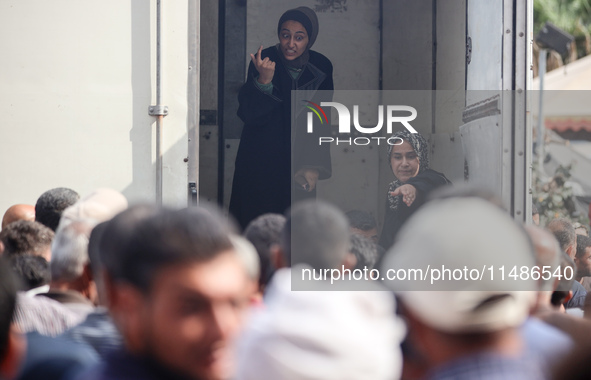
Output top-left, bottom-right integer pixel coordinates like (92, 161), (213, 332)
(0, 0), (198, 212)
(1, 0), (532, 225)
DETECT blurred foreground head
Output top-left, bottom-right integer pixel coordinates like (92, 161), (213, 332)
(58, 188), (128, 230)
(107, 206), (250, 380)
(381, 197), (539, 376)
(0, 257), (23, 380)
(382, 196), (536, 333)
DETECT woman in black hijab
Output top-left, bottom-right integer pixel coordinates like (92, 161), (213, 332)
(379, 130), (451, 249)
(229, 7), (333, 229)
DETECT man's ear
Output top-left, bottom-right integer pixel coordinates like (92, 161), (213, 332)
(567, 245), (576, 260)
(342, 253), (357, 271)
(271, 244), (286, 269)
(0, 326), (26, 380)
(80, 263), (97, 304)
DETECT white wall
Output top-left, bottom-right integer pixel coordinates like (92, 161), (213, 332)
(0, 0), (189, 215)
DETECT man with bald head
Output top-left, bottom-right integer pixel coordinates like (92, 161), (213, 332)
(1, 204), (35, 230)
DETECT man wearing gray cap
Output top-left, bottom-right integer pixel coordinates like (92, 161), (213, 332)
(381, 197), (545, 379)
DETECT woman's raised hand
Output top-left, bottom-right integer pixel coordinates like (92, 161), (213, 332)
(390, 184), (418, 207)
(250, 45), (275, 85)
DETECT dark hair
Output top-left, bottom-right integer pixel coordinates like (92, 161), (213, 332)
(350, 234), (378, 270)
(0, 220), (54, 258)
(35, 187), (79, 231)
(10, 255), (50, 291)
(282, 200), (349, 270)
(547, 218), (576, 252)
(88, 222), (107, 278)
(116, 207), (234, 293)
(0, 257), (17, 362)
(244, 213), (286, 287)
(345, 210), (377, 232)
(576, 235), (591, 259)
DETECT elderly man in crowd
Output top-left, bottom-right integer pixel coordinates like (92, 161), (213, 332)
(41, 220), (96, 319)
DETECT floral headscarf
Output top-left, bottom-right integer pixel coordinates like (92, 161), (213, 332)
(387, 130), (430, 210)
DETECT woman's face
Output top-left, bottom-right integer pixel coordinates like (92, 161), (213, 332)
(279, 20), (309, 60)
(390, 141), (420, 182)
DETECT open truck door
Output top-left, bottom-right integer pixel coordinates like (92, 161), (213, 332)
(215, 0), (532, 225)
(461, 0), (532, 221)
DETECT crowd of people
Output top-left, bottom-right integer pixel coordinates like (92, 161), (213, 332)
(0, 184), (590, 380)
(2, 5), (591, 379)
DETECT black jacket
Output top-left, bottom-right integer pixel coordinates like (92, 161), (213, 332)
(379, 169), (451, 250)
(229, 46), (333, 228)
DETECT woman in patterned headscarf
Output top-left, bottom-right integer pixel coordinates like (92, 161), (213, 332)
(379, 130), (451, 249)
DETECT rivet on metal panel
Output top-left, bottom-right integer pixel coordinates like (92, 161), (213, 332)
(504, 149), (509, 153)
(183, 157), (189, 163)
(516, 210), (522, 215)
(506, 29), (511, 34)
(519, 32), (524, 37)
(518, 151), (523, 156)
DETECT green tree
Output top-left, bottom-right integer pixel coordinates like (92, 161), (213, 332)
(534, 0), (591, 56)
